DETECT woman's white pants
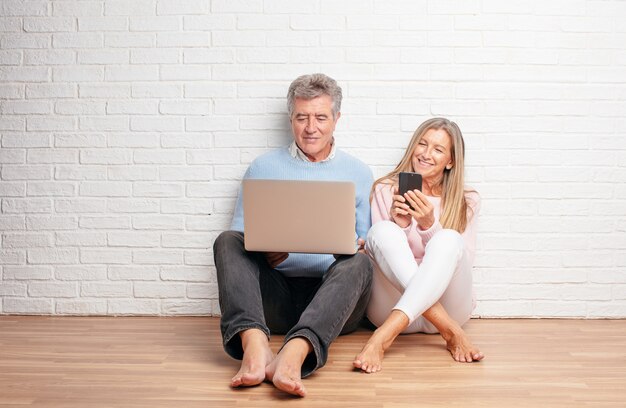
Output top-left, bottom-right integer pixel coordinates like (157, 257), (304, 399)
(365, 220), (474, 334)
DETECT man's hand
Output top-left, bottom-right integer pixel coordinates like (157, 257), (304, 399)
(356, 238), (366, 254)
(265, 252), (289, 268)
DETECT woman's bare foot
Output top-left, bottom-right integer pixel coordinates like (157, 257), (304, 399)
(422, 302), (484, 363)
(441, 328), (484, 363)
(231, 329), (274, 388)
(353, 310), (409, 374)
(264, 337), (311, 397)
(353, 335), (385, 373)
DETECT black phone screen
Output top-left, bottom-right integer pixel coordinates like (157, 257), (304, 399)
(399, 172), (422, 196)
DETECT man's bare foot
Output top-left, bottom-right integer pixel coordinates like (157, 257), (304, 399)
(265, 337), (310, 397)
(231, 329), (274, 388)
(442, 328), (484, 363)
(353, 337), (385, 373)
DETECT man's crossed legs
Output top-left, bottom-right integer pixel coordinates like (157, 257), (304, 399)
(214, 231), (372, 397)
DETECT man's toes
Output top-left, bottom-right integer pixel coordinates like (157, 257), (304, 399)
(243, 373), (263, 386)
(276, 378), (306, 397)
(294, 383), (307, 397)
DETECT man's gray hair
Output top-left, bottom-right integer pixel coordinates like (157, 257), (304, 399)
(287, 73), (342, 119)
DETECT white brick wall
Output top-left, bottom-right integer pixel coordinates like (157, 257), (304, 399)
(1, 0), (625, 317)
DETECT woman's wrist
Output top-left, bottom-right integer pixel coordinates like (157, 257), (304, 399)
(417, 216), (435, 231)
(416, 219), (443, 243)
(394, 217), (410, 229)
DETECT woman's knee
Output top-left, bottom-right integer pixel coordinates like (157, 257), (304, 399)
(427, 229), (464, 257)
(366, 221), (406, 253)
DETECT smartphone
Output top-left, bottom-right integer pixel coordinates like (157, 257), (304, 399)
(398, 172), (422, 196)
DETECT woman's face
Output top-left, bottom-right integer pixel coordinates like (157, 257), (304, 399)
(411, 128), (454, 182)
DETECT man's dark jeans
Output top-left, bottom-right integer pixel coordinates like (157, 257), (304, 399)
(214, 230), (373, 378)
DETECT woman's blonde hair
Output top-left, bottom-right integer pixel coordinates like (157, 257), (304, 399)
(371, 117), (474, 233)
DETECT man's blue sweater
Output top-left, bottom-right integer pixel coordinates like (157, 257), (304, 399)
(230, 146), (373, 278)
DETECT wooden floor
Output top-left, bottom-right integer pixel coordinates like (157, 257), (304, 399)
(0, 317), (625, 407)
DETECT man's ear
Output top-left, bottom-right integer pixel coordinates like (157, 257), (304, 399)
(334, 111), (341, 122)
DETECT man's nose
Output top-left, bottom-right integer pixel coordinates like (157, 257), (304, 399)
(305, 119), (316, 133)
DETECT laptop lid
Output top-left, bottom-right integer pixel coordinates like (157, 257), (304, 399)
(242, 179), (357, 254)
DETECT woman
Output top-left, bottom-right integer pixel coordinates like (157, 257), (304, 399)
(354, 118), (484, 373)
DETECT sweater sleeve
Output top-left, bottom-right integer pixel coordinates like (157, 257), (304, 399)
(371, 182), (428, 239)
(371, 182), (393, 224)
(415, 219), (443, 244)
(229, 165), (254, 232)
(355, 170), (374, 240)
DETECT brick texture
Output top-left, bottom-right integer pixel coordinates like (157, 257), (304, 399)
(1, 0), (625, 317)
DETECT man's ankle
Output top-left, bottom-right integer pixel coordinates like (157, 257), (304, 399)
(240, 328), (269, 349)
(282, 337), (313, 360)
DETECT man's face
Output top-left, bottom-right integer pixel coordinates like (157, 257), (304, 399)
(290, 95), (340, 162)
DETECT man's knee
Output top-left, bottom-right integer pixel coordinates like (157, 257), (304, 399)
(213, 230), (244, 254)
(214, 231), (247, 284)
(354, 252), (373, 275)
(335, 252), (373, 286)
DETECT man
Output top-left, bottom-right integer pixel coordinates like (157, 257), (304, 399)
(213, 73), (373, 397)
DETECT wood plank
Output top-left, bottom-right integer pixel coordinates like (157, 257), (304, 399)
(0, 317), (624, 407)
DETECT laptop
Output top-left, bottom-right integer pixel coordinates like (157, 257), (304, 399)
(242, 179), (357, 254)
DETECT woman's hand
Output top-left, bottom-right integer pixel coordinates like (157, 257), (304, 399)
(403, 189), (435, 230)
(390, 187), (413, 228)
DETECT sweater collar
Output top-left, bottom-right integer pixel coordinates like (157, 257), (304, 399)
(288, 138), (336, 163)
